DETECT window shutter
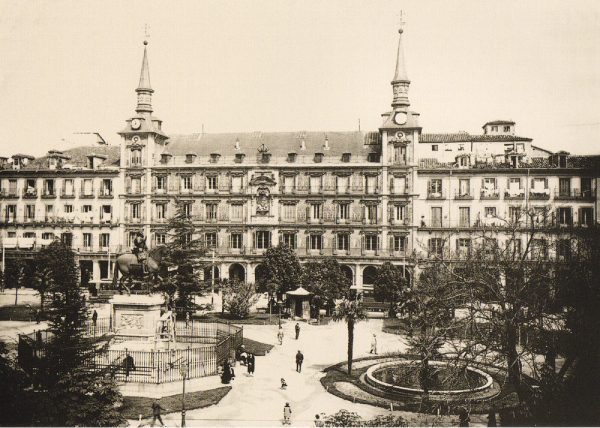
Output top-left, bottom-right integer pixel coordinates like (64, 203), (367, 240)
(126, 176), (132, 192)
(306, 235), (310, 249)
(544, 178), (548, 189)
(389, 236), (394, 252)
(306, 205), (310, 220)
(332, 235), (337, 251)
(531, 178), (535, 188)
(252, 232), (256, 248)
(141, 204), (146, 221)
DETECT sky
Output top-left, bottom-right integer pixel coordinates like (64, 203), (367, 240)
(0, 0), (599, 156)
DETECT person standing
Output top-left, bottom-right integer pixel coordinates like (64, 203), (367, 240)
(150, 400), (165, 427)
(369, 334), (377, 354)
(283, 402), (292, 425)
(295, 323), (300, 340)
(247, 353), (255, 376)
(277, 327), (284, 345)
(458, 408), (470, 427)
(92, 310), (98, 326)
(295, 350), (304, 373)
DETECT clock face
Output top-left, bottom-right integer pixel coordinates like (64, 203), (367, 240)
(131, 118), (141, 130)
(394, 112), (408, 125)
(131, 136), (140, 144)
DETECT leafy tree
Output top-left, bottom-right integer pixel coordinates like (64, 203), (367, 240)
(261, 244), (302, 295)
(322, 410), (407, 427)
(0, 340), (36, 426)
(39, 241), (123, 427)
(373, 262), (408, 317)
(301, 258), (349, 316)
(222, 279), (259, 319)
(161, 200), (208, 314)
(32, 249), (54, 313)
(332, 291), (367, 375)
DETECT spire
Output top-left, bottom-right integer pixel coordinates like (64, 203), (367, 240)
(391, 14), (410, 110)
(135, 40), (154, 114)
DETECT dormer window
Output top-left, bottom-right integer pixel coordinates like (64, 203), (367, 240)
(235, 139), (240, 150)
(341, 153), (351, 163)
(48, 158), (58, 169)
(503, 126), (511, 132)
(260, 153), (271, 163)
(186, 153), (197, 164)
(287, 152), (297, 163)
(559, 155), (567, 168)
(491, 126), (498, 132)
(210, 153), (221, 164)
(235, 153), (246, 163)
(323, 137), (330, 151)
(160, 153), (172, 164)
(314, 153), (324, 163)
(367, 153), (380, 163)
(131, 149), (142, 166)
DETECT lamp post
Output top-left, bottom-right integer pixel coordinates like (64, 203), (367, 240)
(211, 250), (215, 306)
(179, 359), (189, 427)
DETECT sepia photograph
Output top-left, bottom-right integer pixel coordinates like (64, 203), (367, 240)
(0, 1), (599, 426)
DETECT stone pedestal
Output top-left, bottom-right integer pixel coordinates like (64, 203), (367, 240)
(109, 294), (165, 340)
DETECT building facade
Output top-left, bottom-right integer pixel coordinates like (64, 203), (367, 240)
(1, 26), (598, 291)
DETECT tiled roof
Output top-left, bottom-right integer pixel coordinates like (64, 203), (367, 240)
(165, 131), (380, 158)
(24, 145), (120, 170)
(483, 120), (515, 126)
(420, 133), (532, 143)
(419, 155), (600, 171)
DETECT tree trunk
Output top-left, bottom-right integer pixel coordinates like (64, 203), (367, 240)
(14, 286), (18, 306)
(347, 318), (354, 375)
(40, 291), (45, 313)
(505, 319), (525, 402)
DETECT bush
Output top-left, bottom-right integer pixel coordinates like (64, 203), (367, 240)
(222, 280), (258, 319)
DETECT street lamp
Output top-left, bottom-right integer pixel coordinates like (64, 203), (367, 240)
(179, 359), (189, 427)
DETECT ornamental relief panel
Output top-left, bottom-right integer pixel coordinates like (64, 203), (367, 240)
(119, 313), (144, 330)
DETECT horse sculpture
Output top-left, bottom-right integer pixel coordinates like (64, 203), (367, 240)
(112, 246), (167, 294)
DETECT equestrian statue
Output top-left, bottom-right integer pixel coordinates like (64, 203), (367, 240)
(112, 232), (167, 294)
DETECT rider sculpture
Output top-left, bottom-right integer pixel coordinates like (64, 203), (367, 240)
(132, 232), (148, 273)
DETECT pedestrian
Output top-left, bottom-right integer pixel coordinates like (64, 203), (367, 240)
(295, 323), (300, 340)
(123, 353), (135, 381)
(370, 333), (377, 354)
(280, 378), (287, 390)
(35, 309), (41, 324)
(92, 309), (98, 326)
(295, 350), (304, 373)
(247, 353), (255, 375)
(487, 410), (497, 427)
(277, 327), (284, 345)
(314, 414), (324, 427)
(221, 360), (232, 384)
(458, 407), (470, 427)
(283, 402), (292, 425)
(150, 400), (165, 427)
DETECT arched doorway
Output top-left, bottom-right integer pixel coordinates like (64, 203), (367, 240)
(340, 265), (354, 285)
(362, 265), (377, 286)
(204, 266), (220, 282)
(229, 263), (246, 282)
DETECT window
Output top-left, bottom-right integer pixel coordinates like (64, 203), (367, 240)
(428, 238), (444, 257)
(25, 204), (35, 220)
(282, 204), (295, 221)
(206, 203), (217, 220)
(64, 204), (73, 213)
(185, 154), (196, 163)
(531, 239), (548, 260)
(210, 153), (221, 163)
(231, 204), (243, 221)
(457, 238), (471, 255)
(130, 177), (141, 194)
(458, 156), (469, 167)
(83, 233), (92, 248)
(367, 153), (380, 162)
(491, 126), (498, 132)
(533, 207), (547, 225)
(431, 207), (442, 227)
(459, 207), (470, 227)
(482, 177), (497, 191)
(5, 205), (16, 222)
(503, 126), (511, 132)
(256, 231), (271, 249)
(309, 176), (321, 193)
(207, 176), (218, 190)
(42, 232), (54, 240)
(366, 175), (377, 194)
(394, 145), (406, 163)
(557, 239), (571, 261)
(287, 152), (297, 163)
(311, 203), (322, 220)
(44, 179), (55, 196)
(341, 153), (351, 163)
(428, 179), (443, 197)
(100, 233), (110, 248)
(99, 261), (110, 280)
(230, 233), (243, 249)
(156, 203), (167, 219)
(580, 208), (593, 226)
(131, 149), (142, 166)
(101, 179), (112, 196)
(393, 236), (406, 252)
(458, 179), (470, 197)
(394, 205), (406, 221)
(338, 203), (350, 220)
(181, 176), (192, 191)
(314, 153), (324, 163)
(557, 207), (573, 226)
(8, 179), (17, 195)
(581, 178), (592, 197)
(392, 176), (406, 194)
(432, 145), (438, 151)
(484, 207), (496, 218)
(509, 206), (521, 224)
(559, 178), (571, 197)
(283, 176), (295, 193)
(365, 235), (378, 251)
(531, 178), (548, 192)
(309, 234), (322, 250)
(282, 232), (296, 249)
(336, 176), (349, 193)
(156, 176), (167, 191)
(508, 177), (522, 194)
(205, 232), (217, 248)
(559, 155), (567, 168)
(45, 205), (54, 219)
(63, 179), (74, 196)
(131, 203), (140, 219)
(155, 233), (167, 245)
(231, 176), (243, 193)
(366, 205), (378, 223)
(337, 234), (349, 251)
(509, 239), (522, 257)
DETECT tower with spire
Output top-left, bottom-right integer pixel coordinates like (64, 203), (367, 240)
(136, 40), (154, 115)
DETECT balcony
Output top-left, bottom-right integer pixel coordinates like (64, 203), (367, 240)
(98, 189), (114, 199)
(124, 216), (143, 224)
(529, 190), (550, 200)
(504, 190), (525, 200)
(22, 189), (38, 199)
(124, 186), (141, 196)
(80, 191), (95, 199)
(41, 190), (57, 199)
(60, 190), (76, 198)
(426, 191), (445, 200)
(480, 189), (500, 200)
(0, 189), (19, 199)
(554, 189), (594, 201)
(454, 189), (474, 200)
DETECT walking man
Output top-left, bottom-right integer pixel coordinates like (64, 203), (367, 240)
(92, 310), (98, 326)
(283, 402), (292, 425)
(151, 400), (165, 427)
(277, 327), (284, 345)
(295, 350), (304, 373)
(370, 334), (378, 354)
(295, 323), (300, 340)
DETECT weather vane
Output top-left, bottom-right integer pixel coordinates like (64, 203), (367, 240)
(398, 10), (406, 32)
(144, 23), (151, 40)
